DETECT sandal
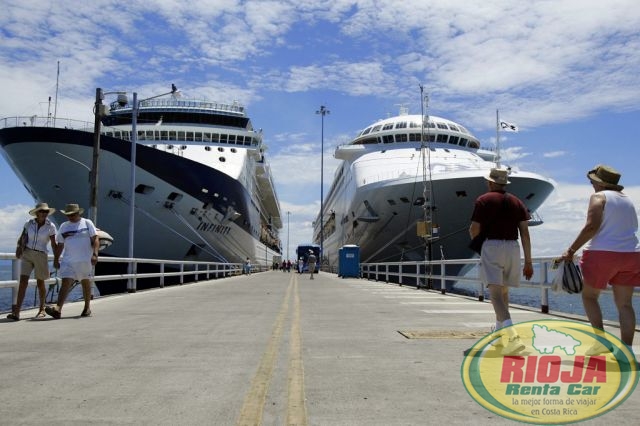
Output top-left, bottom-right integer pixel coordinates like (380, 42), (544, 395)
(81, 309), (92, 317)
(35, 310), (46, 319)
(44, 305), (61, 319)
(6, 313), (20, 321)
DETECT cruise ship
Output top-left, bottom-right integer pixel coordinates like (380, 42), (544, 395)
(313, 108), (554, 276)
(0, 86), (282, 294)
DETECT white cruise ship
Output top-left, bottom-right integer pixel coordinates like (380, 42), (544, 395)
(0, 87), (282, 294)
(314, 108), (554, 276)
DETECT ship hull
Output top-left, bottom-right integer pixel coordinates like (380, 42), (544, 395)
(1, 126), (280, 294)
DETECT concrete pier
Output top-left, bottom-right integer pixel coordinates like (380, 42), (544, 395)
(1, 271), (638, 425)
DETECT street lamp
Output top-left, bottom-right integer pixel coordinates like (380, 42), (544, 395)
(315, 105), (329, 268)
(286, 211), (290, 260)
(92, 85), (178, 291)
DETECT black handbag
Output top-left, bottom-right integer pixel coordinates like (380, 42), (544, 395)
(469, 233), (486, 255)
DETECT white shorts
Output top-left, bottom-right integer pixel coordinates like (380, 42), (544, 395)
(480, 240), (521, 287)
(59, 261), (94, 281)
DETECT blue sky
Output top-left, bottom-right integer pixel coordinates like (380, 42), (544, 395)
(1, 0), (639, 259)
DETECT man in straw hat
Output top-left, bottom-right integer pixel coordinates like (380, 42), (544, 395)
(6, 202), (57, 321)
(307, 249), (317, 279)
(45, 203), (99, 319)
(467, 168), (534, 356)
(562, 165), (640, 355)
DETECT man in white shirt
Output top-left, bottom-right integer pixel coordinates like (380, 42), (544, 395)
(45, 203), (99, 319)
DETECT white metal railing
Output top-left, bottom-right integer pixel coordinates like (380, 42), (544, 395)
(359, 256), (640, 314)
(0, 253), (267, 309)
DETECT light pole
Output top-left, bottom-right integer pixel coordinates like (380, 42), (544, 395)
(315, 105), (329, 267)
(286, 211), (290, 260)
(127, 92), (138, 292)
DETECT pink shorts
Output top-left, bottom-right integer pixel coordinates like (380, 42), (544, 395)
(580, 250), (640, 289)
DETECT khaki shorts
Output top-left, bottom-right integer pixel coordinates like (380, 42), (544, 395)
(20, 248), (50, 280)
(479, 240), (521, 287)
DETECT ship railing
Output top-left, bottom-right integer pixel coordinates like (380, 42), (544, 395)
(0, 116), (123, 135)
(0, 253), (270, 305)
(361, 161), (489, 186)
(359, 256), (640, 314)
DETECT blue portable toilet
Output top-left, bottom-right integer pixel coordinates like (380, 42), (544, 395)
(338, 244), (360, 278)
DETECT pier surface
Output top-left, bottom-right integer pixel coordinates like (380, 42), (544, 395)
(2, 271), (638, 425)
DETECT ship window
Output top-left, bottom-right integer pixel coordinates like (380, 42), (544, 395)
(361, 127), (372, 135)
(423, 133), (435, 142)
(395, 134), (408, 142)
(382, 135), (394, 143)
(146, 130), (154, 139)
(400, 197), (410, 203)
(161, 131), (169, 140)
(167, 192), (183, 201)
(245, 138), (252, 146)
(104, 131), (112, 137)
(413, 197), (425, 206)
(219, 157), (226, 162)
(135, 184), (155, 194)
(186, 132), (194, 141)
(177, 131), (185, 140)
(448, 124), (459, 131)
(468, 140), (480, 149)
(228, 135), (236, 144)
(409, 122), (419, 128)
(166, 130), (174, 140)
(236, 136), (244, 144)
(436, 134), (448, 143)
(114, 131), (121, 139)
(211, 133), (219, 143)
(203, 133), (211, 142)
(387, 199), (396, 206)
(395, 122), (407, 129)
(137, 130), (145, 140)
(371, 125), (382, 132)
(436, 123), (448, 129)
(382, 123), (394, 130)
(409, 133), (420, 141)
(220, 134), (228, 143)
(449, 136), (459, 145)
(218, 147), (224, 152)
(459, 138), (468, 147)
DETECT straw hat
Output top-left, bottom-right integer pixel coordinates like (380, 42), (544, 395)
(28, 202), (56, 216)
(587, 165), (623, 191)
(60, 203), (85, 215)
(484, 168), (510, 185)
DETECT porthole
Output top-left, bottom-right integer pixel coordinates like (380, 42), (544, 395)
(230, 148), (237, 153)
(218, 147), (224, 152)
(219, 157), (226, 162)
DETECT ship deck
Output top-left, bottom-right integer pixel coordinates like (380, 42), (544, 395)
(2, 271), (638, 425)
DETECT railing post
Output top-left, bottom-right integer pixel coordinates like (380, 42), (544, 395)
(180, 264), (184, 285)
(127, 260), (137, 293)
(416, 262), (420, 288)
(160, 263), (165, 287)
(194, 264), (199, 282)
(11, 258), (19, 306)
(440, 261), (446, 294)
(540, 260), (549, 313)
(399, 263), (403, 285)
(385, 264), (389, 283)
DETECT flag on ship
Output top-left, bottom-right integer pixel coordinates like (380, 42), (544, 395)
(500, 121), (519, 132)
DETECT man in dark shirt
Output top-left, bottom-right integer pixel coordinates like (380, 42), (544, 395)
(470, 168), (533, 355)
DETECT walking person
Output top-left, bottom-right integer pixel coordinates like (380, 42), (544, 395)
(307, 250), (317, 280)
(45, 204), (99, 319)
(561, 165), (640, 354)
(7, 202), (57, 321)
(243, 257), (251, 275)
(469, 168), (533, 355)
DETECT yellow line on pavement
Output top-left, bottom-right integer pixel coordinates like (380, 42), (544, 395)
(287, 274), (307, 425)
(236, 277), (293, 426)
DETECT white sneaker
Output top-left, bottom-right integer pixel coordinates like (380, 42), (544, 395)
(585, 341), (613, 356)
(501, 336), (525, 356)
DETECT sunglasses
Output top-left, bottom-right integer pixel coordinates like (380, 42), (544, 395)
(36, 210), (49, 214)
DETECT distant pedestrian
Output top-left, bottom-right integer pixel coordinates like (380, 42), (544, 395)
(243, 257), (251, 275)
(561, 165), (640, 354)
(307, 250), (317, 280)
(45, 204), (99, 319)
(298, 258), (303, 273)
(469, 168), (533, 355)
(7, 203), (57, 321)
(286, 259), (291, 273)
